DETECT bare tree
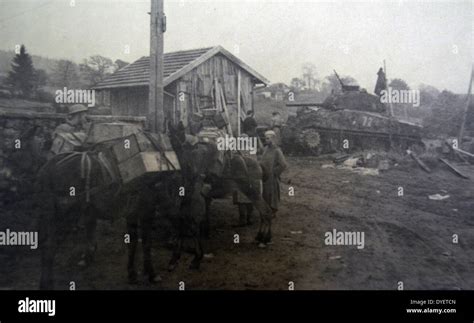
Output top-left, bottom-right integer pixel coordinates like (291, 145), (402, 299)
(80, 55), (114, 86)
(302, 63), (319, 90)
(52, 59), (78, 87)
(290, 77), (305, 92)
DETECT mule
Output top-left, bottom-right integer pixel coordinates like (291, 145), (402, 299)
(35, 132), (179, 289)
(167, 122), (273, 270)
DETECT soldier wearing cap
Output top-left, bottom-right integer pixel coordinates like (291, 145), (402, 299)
(54, 104), (90, 136)
(49, 104), (90, 157)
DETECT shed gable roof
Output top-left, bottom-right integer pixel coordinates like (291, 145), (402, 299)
(93, 46), (269, 89)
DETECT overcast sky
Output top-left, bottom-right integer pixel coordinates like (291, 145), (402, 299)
(0, 0), (472, 92)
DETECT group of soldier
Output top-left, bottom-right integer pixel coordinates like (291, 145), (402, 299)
(49, 104), (288, 249)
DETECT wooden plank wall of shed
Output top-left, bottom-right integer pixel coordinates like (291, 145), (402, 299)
(175, 54), (256, 136)
(108, 54), (258, 135)
(111, 86), (175, 125)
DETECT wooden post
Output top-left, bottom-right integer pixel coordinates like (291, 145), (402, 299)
(458, 66), (473, 143)
(237, 70), (241, 136)
(384, 60), (394, 149)
(148, 0), (165, 133)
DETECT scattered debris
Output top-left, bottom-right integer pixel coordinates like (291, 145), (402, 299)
(348, 167), (379, 176)
(453, 147), (474, 159)
(329, 255), (342, 260)
(407, 150), (431, 173)
(333, 154), (350, 164)
(428, 194), (450, 201)
(290, 230), (302, 234)
(343, 157), (362, 168)
(203, 253), (215, 259)
(439, 158), (470, 179)
(442, 251), (452, 257)
(321, 164), (335, 169)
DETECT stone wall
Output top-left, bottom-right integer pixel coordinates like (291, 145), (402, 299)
(0, 109), (64, 206)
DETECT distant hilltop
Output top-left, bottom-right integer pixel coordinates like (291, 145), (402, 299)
(0, 49), (63, 77)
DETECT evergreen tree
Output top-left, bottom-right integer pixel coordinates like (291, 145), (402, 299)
(7, 45), (36, 98)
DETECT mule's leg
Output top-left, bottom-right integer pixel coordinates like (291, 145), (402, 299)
(168, 221), (183, 272)
(39, 196), (57, 290)
(237, 204), (248, 227)
(189, 223), (204, 270)
(264, 217), (273, 244)
(250, 198), (272, 245)
(246, 204), (254, 225)
(141, 212), (160, 283)
(39, 220), (57, 290)
(126, 216), (139, 284)
(79, 205), (97, 266)
(203, 197), (212, 239)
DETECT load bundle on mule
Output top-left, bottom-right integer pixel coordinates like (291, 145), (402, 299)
(85, 122), (180, 185)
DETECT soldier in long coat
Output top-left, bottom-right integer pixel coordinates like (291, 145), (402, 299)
(260, 130), (288, 218)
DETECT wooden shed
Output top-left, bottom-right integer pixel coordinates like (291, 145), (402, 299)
(93, 46), (269, 135)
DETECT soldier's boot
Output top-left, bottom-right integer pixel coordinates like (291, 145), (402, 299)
(264, 221), (272, 244)
(263, 230), (272, 244)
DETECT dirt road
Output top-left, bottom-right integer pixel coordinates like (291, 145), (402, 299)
(1, 155), (473, 290)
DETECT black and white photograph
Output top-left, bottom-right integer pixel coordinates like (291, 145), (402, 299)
(0, 0), (473, 320)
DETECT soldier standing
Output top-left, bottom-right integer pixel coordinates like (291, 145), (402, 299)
(260, 130), (288, 219)
(374, 67), (387, 97)
(242, 110), (258, 137)
(242, 109), (265, 153)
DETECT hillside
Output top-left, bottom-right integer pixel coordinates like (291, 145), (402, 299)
(0, 49), (65, 77)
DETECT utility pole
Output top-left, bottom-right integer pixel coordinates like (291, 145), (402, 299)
(148, 0), (165, 133)
(458, 65), (474, 143)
